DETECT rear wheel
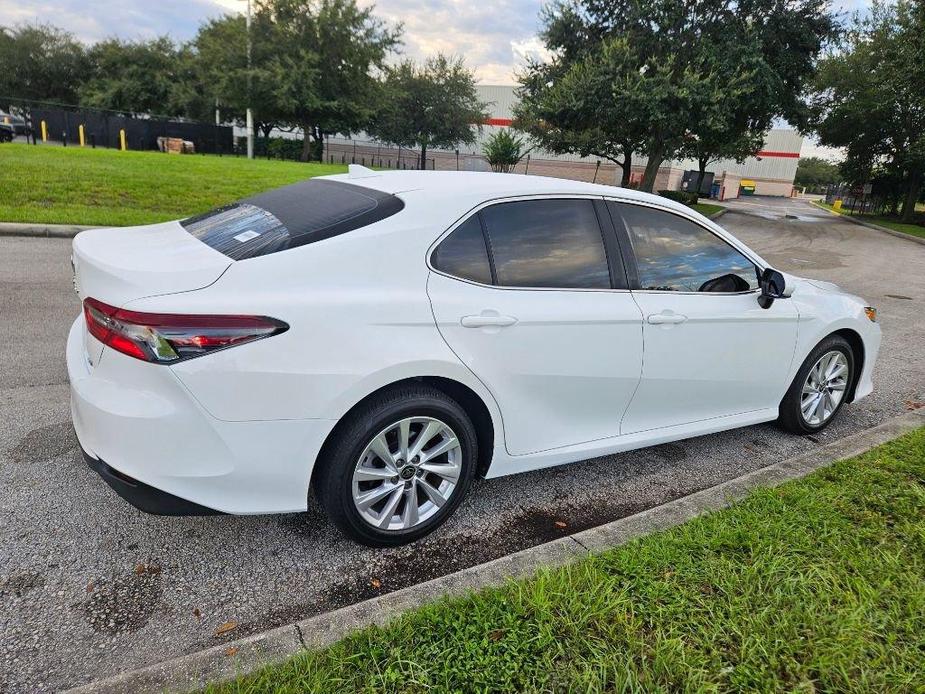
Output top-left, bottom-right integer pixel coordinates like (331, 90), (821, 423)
(778, 335), (854, 434)
(315, 385), (477, 546)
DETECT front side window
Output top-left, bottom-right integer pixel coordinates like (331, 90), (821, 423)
(480, 199), (611, 289)
(431, 216), (493, 284)
(615, 203), (759, 293)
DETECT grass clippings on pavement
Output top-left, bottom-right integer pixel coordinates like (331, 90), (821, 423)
(207, 426), (925, 694)
(0, 143), (345, 227)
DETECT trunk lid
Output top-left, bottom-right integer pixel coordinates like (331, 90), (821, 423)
(72, 221), (232, 307)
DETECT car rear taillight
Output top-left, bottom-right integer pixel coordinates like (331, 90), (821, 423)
(83, 298), (288, 363)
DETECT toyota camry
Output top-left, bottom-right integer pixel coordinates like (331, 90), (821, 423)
(68, 168), (881, 546)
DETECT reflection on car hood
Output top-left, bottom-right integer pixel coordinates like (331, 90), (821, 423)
(803, 278), (843, 293)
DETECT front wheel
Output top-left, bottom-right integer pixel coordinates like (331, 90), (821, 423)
(314, 385), (478, 547)
(778, 335), (854, 434)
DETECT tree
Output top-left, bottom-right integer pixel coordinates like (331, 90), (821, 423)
(517, 0), (834, 192)
(515, 60), (642, 187)
(191, 13), (287, 137)
(0, 23), (88, 107)
(482, 129), (529, 172)
(370, 55), (488, 170)
(811, 1), (925, 222)
(679, 43), (772, 196)
(794, 156), (841, 192)
(261, 0), (400, 161)
(80, 37), (184, 116)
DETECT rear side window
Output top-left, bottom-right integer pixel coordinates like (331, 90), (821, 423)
(480, 199), (611, 289)
(182, 179), (404, 260)
(431, 216), (493, 284)
(615, 203), (759, 293)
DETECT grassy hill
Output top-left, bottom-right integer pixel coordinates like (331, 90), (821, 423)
(0, 144), (345, 227)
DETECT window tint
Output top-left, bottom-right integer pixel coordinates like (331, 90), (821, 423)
(481, 199), (611, 289)
(432, 216), (493, 284)
(182, 179), (404, 260)
(617, 203), (759, 292)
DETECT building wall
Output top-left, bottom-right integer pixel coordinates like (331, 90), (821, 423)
(322, 84), (802, 196)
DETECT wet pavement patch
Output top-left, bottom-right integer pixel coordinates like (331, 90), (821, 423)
(0, 571), (46, 598)
(83, 563), (163, 635)
(10, 421), (77, 464)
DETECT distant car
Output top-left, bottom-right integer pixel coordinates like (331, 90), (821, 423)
(0, 111), (27, 141)
(68, 169), (881, 546)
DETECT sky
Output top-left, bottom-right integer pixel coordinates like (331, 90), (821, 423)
(1, 0), (871, 158)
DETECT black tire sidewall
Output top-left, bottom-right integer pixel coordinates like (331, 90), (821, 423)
(319, 388), (477, 547)
(781, 336), (854, 434)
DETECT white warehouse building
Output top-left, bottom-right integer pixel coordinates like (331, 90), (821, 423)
(324, 84), (802, 199)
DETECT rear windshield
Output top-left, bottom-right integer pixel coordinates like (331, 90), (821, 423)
(181, 179), (404, 260)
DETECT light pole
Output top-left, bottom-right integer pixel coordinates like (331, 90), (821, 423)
(244, 0), (254, 159)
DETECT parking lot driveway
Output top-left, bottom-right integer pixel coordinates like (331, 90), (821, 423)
(2, 199), (924, 692)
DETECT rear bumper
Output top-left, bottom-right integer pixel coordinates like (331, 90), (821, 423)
(67, 317), (337, 514)
(82, 445), (222, 516)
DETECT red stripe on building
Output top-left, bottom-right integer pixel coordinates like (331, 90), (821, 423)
(482, 122), (800, 159)
(756, 150), (800, 158)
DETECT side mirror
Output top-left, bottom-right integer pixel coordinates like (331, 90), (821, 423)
(758, 268), (788, 309)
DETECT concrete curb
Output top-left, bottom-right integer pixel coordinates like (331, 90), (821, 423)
(809, 202), (925, 247)
(708, 207), (728, 220)
(65, 409), (925, 694)
(0, 222), (95, 238)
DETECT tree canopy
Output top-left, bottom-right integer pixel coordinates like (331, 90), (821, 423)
(810, 0), (925, 221)
(0, 24), (87, 107)
(79, 37), (186, 116)
(370, 55), (488, 170)
(516, 0), (834, 191)
(794, 156), (841, 193)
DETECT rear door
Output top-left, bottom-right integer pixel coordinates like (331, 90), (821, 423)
(609, 201), (800, 434)
(427, 197), (644, 456)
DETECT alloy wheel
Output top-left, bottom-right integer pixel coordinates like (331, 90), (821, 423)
(351, 416), (462, 531)
(800, 350), (849, 426)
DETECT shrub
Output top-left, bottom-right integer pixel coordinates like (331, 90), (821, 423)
(658, 189), (699, 206)
(482, 129), (529, 173)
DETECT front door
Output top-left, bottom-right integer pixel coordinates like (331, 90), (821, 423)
(610, 201), (800, 434)
(427, 198), (644, 455)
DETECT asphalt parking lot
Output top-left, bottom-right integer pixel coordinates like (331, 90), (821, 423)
(1, 197), (923, 692)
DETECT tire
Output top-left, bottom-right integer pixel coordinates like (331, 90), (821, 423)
(778, 334), (854, 434)
(314, 384), (478, 547)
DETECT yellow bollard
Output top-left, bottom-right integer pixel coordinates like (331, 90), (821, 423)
(833, 199), (843, 212)
(40, 120), (48, 142)
(119, 128), (127, 151)
(78, 124), (85, 147)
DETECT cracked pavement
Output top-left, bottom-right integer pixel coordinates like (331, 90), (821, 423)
(1, 197), (923, 692)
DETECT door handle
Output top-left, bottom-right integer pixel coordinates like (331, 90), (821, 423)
(647, 311), (688, 325)
(461, 312), (518, 328)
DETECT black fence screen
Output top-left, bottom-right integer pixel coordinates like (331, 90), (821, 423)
(27, 106), (233, 154)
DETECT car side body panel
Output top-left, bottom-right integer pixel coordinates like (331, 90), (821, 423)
(67, 171), (882, 516)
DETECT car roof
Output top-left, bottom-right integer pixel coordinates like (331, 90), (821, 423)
(319, 169), (692, 215)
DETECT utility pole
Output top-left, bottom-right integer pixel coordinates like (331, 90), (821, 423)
(245, 0), (254, 159)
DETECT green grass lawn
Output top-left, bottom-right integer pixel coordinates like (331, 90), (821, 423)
(0, 143), (345, 226)
(813, 200), (925, 240)
(208, 426), (925, 694)
(691, 201), (724, 217)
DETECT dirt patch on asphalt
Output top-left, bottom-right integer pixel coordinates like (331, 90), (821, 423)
(0, 571), (46, 598)
(10, 421), (77, 464)
(82, 562), (164, 635)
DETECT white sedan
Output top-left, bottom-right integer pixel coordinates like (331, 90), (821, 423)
(68, 168), (881, 545)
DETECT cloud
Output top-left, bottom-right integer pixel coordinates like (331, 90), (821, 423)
(0, 0), (546, 83)
(2, 0), (875, 85)
(0, 0), (230, 41)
